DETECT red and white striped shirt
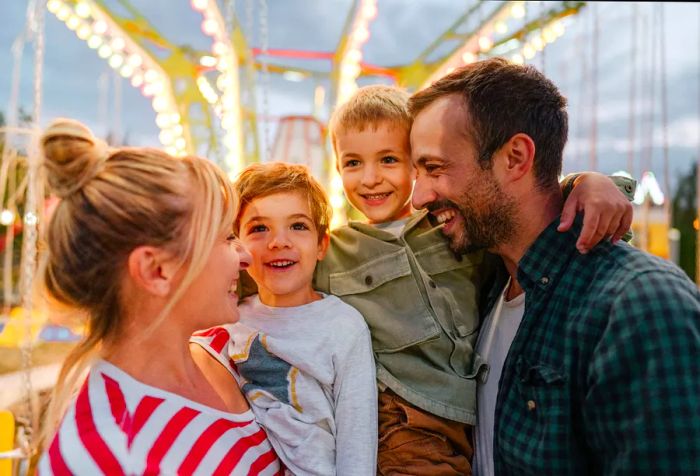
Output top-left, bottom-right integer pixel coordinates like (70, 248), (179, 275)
(38, 334), (282, 475)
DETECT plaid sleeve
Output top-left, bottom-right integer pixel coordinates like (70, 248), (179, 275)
(584, 270), (700, 474)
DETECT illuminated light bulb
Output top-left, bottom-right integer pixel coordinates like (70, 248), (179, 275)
(354, 26), (370, 43)
(159, 130), (174, 145)
(495, 21), (508, 34)
(93, 20), (108, 34)
(175, 138), (187, 150)
(511, 2), (525, 19)
(24, 212), (38, 226)
(191, 0), (208, 11)
(532, 35), (544, 51)
(0, 209), (15, 226)
(150, 81), (164, 96)
(77, 24), (91, 40)
(461, 51), (476, 64)
(165, 146), (178, 155)
(110, 37), (126, 51)
(119, 64), (134, 78)
(126, 54), (142, 68)
(542, 27), (555, 43)
(202, 19), (218, 36)
(330, 194), (345, 209)
(212, 41), (228, 56)
(522, 44), (536, 59)
(221, 115), (235, 130)
(98, 44), (112, 59)
(87, 35), (102, 49)
(156, 113), (171, 128)
(131, 73), (144, 88)
(47, 0), (62, 14)
(200, 55), (217, 67)
(75, 1), (91, 18)
(66, 15), (80, 30)
(331, 175), (343, 190)
(361, 2), (378, 20)
(144, 69), (158, 83)
(108, 54), (124, 69)
(478, 36), (493, 52)
(511, 53), (525, 65)
(216, 58), (229, 71)
(172, 124), (184, 136)
(57, 5), (71, 21)
(446, 67), (456, 75)
(171, 113), (181, 123)
(341, 62), (361, 79)
(346, 49), (362, 63)
(142, 83), (155, 97)
(152, 96), (169, 112)
(552, 21), (565, 37)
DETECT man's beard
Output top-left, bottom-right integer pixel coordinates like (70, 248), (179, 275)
(428, 180), (516, 256)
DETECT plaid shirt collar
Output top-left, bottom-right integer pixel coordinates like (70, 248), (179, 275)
(517, 215), (583, 296)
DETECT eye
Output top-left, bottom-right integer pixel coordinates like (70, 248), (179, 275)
(226, 233), (238, 242)
(381, 155), (399, 164)
(248, 224), (268, 233)
(291, 222), (310, 231)
(424, 163), (441, 174)
(342, 159), (361, 168)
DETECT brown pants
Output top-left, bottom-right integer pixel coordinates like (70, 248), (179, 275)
(377, 390), (473, 476)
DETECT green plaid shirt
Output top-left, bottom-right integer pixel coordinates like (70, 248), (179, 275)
(493, 217), (700, 475)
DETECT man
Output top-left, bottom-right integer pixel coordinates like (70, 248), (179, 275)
(409, 57), (700, 475)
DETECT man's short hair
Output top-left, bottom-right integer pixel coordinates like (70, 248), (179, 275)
(408, 58), (568, 190)
(233, 162), (331, 242)
(328, 85), (412, 155)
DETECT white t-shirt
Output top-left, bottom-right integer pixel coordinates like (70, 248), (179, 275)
(473, 282), (525, 476)
(228, 294), (377, 476)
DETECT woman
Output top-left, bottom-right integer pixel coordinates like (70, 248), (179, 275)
(36, 119), (281, 475)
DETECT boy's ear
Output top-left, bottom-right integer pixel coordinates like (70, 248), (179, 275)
(127, 246), (178, 297)
(317, 232), (330, 261)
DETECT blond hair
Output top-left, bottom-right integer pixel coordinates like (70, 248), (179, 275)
(328, 84), (411, 155)
(233, 162), (331, 242)
(40, 118), (237, 441)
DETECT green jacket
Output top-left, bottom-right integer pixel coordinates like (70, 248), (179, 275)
(314, 211), (496, 424)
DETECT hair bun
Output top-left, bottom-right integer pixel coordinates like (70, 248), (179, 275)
(42, 118), (111, 198)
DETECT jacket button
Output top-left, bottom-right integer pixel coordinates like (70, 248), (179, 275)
(429, 280), (437, 288)
(365, 275), (373, 285)
(527, 400), (536, 411)
(540, 276), (549, 285)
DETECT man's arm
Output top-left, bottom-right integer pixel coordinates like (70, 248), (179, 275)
(559, 172), (637, 253)
(584, 270), (700, 474)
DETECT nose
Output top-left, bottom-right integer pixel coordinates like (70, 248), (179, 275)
(268, 229), (292, 249)
(361, 163), (382, 187)
(236, 242), (252, 270)
(411, 175), (437, 210)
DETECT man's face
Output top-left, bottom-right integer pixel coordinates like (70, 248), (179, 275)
(410, 94), (516, 254)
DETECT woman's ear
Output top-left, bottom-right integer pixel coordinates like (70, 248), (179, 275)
(127, 246), (178, 296)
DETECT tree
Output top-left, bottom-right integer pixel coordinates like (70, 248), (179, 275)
(671, 161), (698, 280)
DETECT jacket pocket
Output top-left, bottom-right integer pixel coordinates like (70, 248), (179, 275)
(329, 249), (440, 352)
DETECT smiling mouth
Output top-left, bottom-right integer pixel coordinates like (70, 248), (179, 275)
(434, 209), (457, 225)
(360, 192), (391, 201)
(265, 259), (297, 269)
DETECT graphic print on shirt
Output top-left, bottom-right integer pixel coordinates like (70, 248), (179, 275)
(231, 332), (303, 413)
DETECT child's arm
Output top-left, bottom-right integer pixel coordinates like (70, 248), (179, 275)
(333, 323), (377, 476)
(559, 172), (636, 254)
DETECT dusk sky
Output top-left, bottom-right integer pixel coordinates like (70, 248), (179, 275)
(1, 1), (699, 192)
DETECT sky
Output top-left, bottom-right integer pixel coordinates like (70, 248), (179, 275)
(1, 0), (699, 194)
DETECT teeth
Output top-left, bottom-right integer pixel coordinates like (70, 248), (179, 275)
(436, 210), (456, 224)
(268, 260), (295, 268)
(363, 193), (390, 200)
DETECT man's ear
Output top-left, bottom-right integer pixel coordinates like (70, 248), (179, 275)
(498, 133), (536, 183)
(317, 232), (330, 261)
(127, 246), (178, 297)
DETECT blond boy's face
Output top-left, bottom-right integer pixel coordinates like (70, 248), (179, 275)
(238, 191), (329, 307)
(336, 122), (415, 224)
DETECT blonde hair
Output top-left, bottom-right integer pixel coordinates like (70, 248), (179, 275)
(233, 162), (331, 242)
(40, 118), (237, 441)
(328, 84), (411, 155)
